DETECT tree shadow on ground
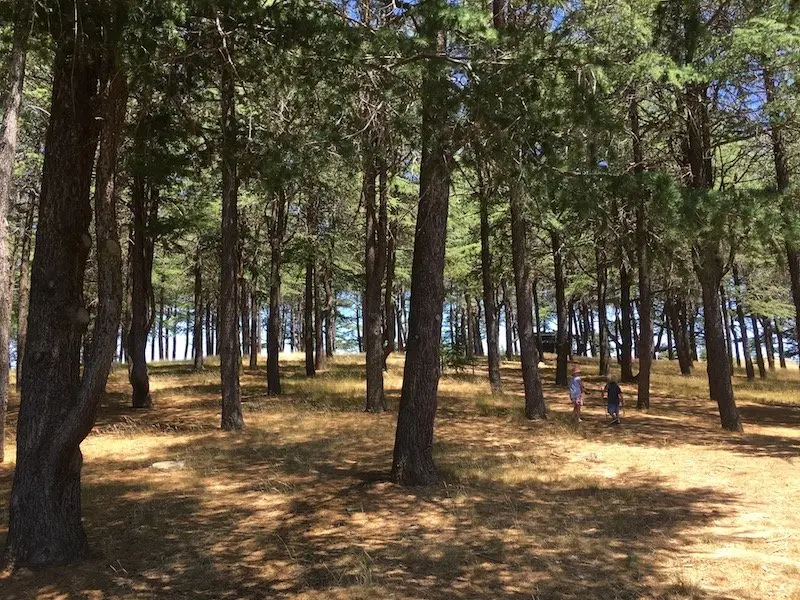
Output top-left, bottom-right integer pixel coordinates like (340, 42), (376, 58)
(0, 427), (737, 600)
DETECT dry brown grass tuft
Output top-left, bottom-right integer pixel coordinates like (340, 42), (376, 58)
(1, 353), (799, 599)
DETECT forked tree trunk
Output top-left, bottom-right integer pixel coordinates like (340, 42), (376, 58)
(5, 12), (125, 563)
(391, 26), (451, 486)
(511, 184), (546, 419)
(0, 0), (33, 462)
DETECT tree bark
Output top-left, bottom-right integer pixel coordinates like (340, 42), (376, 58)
(6, 9), (125, 563)
(721, 286), (734, 369)
(762, 316), (775, 371)
(479, 183), (501, 391)
(391, 26), (451, 486)
(249, 290), (260, 369)
(732, 264), (755, 380)
(193, 247), (204, 372)
(383, 221), (397, 368)
(596, 241), (610, 376)
(511, 184), (546, 419)
(503, 279), (515, 359)
(619, 259), (635, 382)
(304, 256), (315, 376)
(218, 41), (243, 430)
(551, 230), (569, 385)
(364, 145), (388, 411)
(0, 0), (33, 463)
(750, 314), (767, 379)
(776, 318), (787, 369)
(267, 190), (287, 395)
(157, 288), (165, 361)
(15, 194), (36, 391)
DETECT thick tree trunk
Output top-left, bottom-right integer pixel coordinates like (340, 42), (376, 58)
(551, 230), (569, 385)
(193, 248), (204, 371)
(15, 195), (36, 391)
(510, 184), (546, 419)
(218, 48), (243, 430)
(695, 245), (742, 431)
(479, 185), (501, 391)
(6, 13), (125, 564)
(267, 191), (287, 396)
(364, 147), (387, 411)
(391, 29), (451, 486)
(732, 264), (755, 380)
(0, 0), (32, 463)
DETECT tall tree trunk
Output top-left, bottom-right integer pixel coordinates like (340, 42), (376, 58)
(721, 286), (734, 369)
(157, 288), (165, 360)
(479, 182), (501, 391)
(551, 230), (569, 385)
(750, 314), (767, 379)
(464, 293), (474, 362)
(364, 145), (388, 411)
(762, 317), (775, 371)
(267, 190), (287, 396)
(304, 257), (315, 376)
(503, 280), (514, 359)
(241, 278), (251, 357)
(0, 0), (33, 462)
(391, 25), (451, 485)
(666, 313), (674, 361)
(193, 248), (203, 371)
(596, 242), (610, 376)
(383, 221), (397, 367)
(249, 291), (259, 369)
(15, 194), (36, 390)
(776, 318), (787, 369)
(731, 304), (741, 368)
(6, 10), (125, 563)
(619, 260), (635, 382)
(205, 301), (212, 357)
(511, 184), (546, 419)
(324, 255), (335, 357)
(355, 302), (363, 353)
(218, 42), (243, 431)
(732, 264), (755, 380)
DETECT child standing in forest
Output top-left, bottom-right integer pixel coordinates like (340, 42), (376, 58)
(568, 365), (585, 422)
(603, 375), (623, 425)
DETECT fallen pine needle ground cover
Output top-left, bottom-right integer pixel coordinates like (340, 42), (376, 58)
(1, 354), (799, 599)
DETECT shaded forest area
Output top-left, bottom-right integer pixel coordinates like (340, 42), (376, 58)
(0, 0), (799, 575)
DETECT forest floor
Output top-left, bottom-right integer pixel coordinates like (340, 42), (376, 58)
(1, 354), (799, 600)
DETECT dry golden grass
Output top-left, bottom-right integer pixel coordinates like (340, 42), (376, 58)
(1, 353), (799, 599)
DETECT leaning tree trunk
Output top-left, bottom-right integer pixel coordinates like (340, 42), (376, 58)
(511, 184), (546, 419)
(267, 190), (287, 396)
(364, 146), (388, 412)
(218, 47), (243, 430)
(695, 244), (742, 431)
(391, 28), (451, 486)
(5, 13), (125, 564)
(0, 0), (33, 463)
(551, 230), (569, 386)
(479, 185), (501, 391)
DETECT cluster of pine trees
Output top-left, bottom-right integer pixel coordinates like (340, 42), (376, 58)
(0, 0), (797, 568)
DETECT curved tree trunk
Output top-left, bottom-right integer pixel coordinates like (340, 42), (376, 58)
(6, 11), (125, 563)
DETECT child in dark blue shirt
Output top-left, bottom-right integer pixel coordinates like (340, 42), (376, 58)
(603, 375), (623, 425)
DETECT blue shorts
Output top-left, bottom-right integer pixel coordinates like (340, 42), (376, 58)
(607, 403), (619, 415)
